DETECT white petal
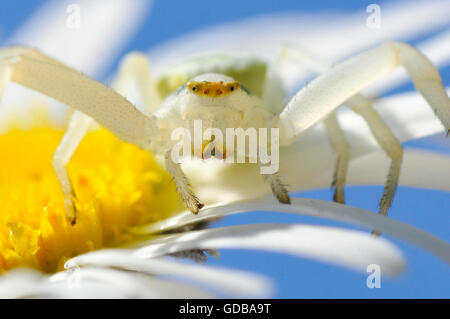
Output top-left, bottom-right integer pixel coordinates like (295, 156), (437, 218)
(283, 27), (450, 96)
(138, 197), (450, 264)
(134, 223), (405, 277)
(279, 147), (450, 196)
(343, 149), (450, 192)
(0, 269), (45, 298)
(50, 267), (213, 299)
(0, 268), (128, 298)
(6, 0), (153, 75)
(67, 249), (273, 298)
(366, 28), (450, 95)
(0, 0), (153, 127)
(0, 266), (214, 298)
(37, 281), (131, 298)
(148, 0), (450, 75)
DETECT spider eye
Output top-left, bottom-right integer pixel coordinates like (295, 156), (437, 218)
(230, 86), (234, 91)
(192, 86), (197, 92)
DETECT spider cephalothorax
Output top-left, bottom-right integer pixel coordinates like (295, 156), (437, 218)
(0, 43), (449, 227)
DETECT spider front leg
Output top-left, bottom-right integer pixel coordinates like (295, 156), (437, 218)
(278, 42), (450, 144)
(0, 47), (151, 144)
(164, 150), (204, 214)
(53, 112), (92, 225)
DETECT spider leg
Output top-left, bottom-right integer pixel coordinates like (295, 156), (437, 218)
(53, 111), (92, 224)
(0, 46), (155, 146)
(277, 45), (351, 204)
(0, 46), (160, 223)
(111, 54), (207, 214)
(0, 63), (10, 98)
(346, 95), (403, 236)
(165, 150), (204, 214)
(323, 113), (350, 204)
(112, 52), (161, 114)
(262, 171), (291, 204)
(278, 42), (450, 145)
(276, 45), (417, 224)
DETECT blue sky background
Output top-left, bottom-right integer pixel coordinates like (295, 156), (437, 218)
(0, 0), (449, 298)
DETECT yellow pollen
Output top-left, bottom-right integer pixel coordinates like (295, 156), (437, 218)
(187, 80), (240, 98)
(0, 113), (181, 274)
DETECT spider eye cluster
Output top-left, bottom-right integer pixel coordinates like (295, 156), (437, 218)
(186, 80), (240, 98)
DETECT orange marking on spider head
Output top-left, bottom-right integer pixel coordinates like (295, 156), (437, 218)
(187, 80), (240, 98)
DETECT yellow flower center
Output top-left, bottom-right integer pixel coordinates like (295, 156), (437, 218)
(0, 117), (180, 274)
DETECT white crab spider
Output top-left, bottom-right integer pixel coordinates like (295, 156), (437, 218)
(0, 42), (449, 225)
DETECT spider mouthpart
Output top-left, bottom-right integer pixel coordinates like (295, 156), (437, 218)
(186, 80), (240, 98)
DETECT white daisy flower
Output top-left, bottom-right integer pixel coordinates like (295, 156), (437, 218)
(0, 0), (448, 298)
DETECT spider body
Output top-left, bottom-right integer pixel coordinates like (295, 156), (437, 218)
(0, 43), (449, 226)
(149, 72), (275, 160)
